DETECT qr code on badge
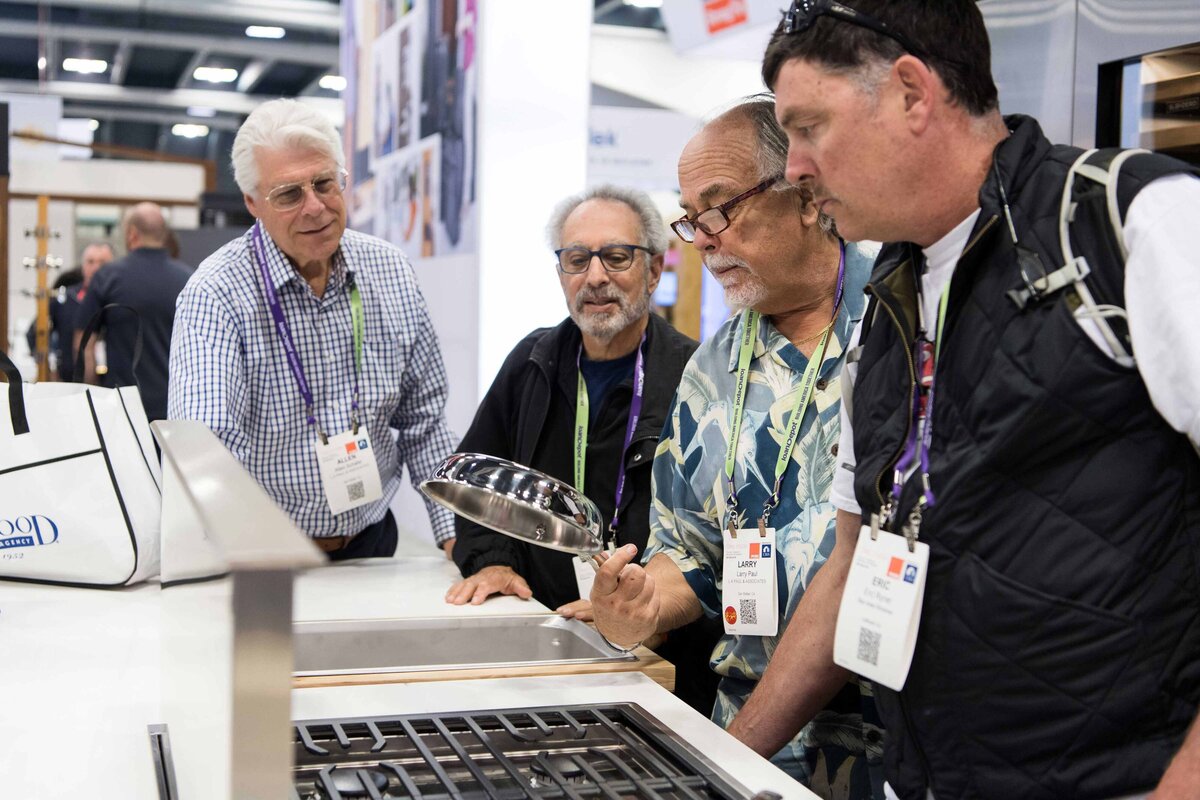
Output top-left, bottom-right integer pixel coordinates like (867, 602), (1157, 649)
(347, 480), (365, 502)
(739, 598), (757, 626)
(858, 627), (882, 666)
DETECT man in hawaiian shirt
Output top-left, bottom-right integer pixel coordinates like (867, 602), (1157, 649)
(592, 97), (882, 800)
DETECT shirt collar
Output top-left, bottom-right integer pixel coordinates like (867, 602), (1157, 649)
(725, 300), (853, 374)
(255, 224), (353, 295)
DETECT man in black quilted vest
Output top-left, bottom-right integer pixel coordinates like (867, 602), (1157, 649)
(720, 2), (1200, 799)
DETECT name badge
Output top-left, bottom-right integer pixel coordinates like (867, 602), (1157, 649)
(721, 525), (778, 636)
(315, 429), (383, 515)
(833, 525), (929, 691)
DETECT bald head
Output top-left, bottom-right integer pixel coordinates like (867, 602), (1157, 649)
(683, 97), (833, 234)
(123, 202), (169, 249)
(706, 99), (789, 187)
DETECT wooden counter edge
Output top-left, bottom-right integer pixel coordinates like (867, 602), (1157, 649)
(293, 645), (674, 692)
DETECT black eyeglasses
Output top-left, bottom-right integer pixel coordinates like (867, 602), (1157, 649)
(555, 244), (653, 274)
(783, 0), (931, 62)
(670, 177), (778, 244)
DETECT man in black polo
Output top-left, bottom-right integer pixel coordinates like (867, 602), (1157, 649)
(78, 203), (192, 420)
(445, 184), (721, 714)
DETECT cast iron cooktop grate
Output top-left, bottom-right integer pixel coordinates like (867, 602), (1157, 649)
(289, 702), (749, 800)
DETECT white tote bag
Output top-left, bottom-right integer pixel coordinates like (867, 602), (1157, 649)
(0, 346), (162, 586)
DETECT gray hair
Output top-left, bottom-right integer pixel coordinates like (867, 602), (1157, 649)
(711, 95), (837, 236)
(545, 185), (670, 258)
(232, 98), (344, 196)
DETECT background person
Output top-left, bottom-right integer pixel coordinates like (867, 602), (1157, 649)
(77, 204), (191, 420)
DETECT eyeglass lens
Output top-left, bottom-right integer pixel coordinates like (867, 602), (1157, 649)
(672, 208), (731, 243)
(270, 172), (347, 210)
(558, 245), (638, 273)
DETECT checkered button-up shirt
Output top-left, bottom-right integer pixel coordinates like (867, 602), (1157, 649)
(167, 226), (456, 545)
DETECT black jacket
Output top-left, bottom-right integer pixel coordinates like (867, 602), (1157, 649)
(852, 115), (1200, 799)
(453, 312), (695, 601)
(452, 313), (723, 714)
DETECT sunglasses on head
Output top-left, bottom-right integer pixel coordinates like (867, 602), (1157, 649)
(782, 0), (932, 63)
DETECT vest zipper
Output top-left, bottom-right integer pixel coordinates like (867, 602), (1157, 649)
(867, 218), (1001, 796)
(865, 280), (918, 514)
(867, 216), (1001, 515)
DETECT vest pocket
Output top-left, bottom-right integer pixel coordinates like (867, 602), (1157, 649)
(942, 552), (1147, 792)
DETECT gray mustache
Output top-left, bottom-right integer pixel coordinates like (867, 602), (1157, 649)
(704, 255), (748, 271)
(575, 290), (623, 311)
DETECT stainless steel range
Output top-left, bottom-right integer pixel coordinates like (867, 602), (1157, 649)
(151, 702), (752, 799)
(149, 423), (797, 800)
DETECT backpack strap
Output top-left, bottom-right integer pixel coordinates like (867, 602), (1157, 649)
(1007, 147), (1149, 367)
(1062, 147), (1150, 366)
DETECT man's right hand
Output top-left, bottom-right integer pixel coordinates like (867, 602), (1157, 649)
(444, 565), (532, 605)
(590, 543), (660, 647)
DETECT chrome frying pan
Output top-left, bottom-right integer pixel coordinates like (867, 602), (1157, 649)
(420, 453), (605, 560)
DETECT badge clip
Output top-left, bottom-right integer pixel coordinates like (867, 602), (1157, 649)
(901, 501), (924, 553)
(757, 517), (768, 538)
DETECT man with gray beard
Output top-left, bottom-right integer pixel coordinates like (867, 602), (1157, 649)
(591, 97), (882, 799)
(446, 185), (723, 715)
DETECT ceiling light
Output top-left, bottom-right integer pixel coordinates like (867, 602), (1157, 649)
(245, 25), (285, 39)
(318, 74), (347, 92)
(37, 56), (46, 71)
(62, 57), (109, 74)
(623, 0), (663, 7)
(87, 119), (100, 131)
(193, 66), (239, 84)
(172, 123), (209, 138)
(187, 106), (218, 118)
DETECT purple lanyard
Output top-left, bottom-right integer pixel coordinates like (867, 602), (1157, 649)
(888, 279), (949, 526)
(575, 334), (646, 543)
(609, 339), (646, 539)
(250, 223), (359, 441)
(889, 365), (937, 509)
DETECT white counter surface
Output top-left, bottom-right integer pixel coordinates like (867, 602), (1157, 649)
(293, 553), (549, 621)
(0, 557), (814, 799)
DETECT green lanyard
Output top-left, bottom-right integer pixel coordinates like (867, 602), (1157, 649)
(574, 369), (589, 490)
(573, 339), (648, 543)
(935, 279), (950, 362)
(723, 309), (834, 525)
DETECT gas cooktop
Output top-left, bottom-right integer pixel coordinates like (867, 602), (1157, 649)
(152, 702), (754, 799)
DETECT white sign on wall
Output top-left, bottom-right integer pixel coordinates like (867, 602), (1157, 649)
(587, 106), (698, 193)
(659, 0), (779, 59)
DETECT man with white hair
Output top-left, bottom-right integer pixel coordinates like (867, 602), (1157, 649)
(445, 185), (722, 715)
(168, 98), (457, 559)
(590, 97), (882, 799)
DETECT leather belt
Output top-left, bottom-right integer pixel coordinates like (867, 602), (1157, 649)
(313, 534), (356, 554)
